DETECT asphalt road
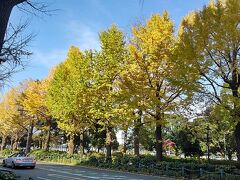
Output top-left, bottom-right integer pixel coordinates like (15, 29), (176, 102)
(2, 162), (173, 180)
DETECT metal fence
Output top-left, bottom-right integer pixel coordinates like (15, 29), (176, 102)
(39, 155), (240, 180)
(157, 165), (240, 180)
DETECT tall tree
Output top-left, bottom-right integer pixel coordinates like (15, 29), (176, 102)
(91, 25), (127, 159)
(18, 80), (40, 154)
(47, 47), (92, 155)
(20, 78), (54, 151)
(122, 13), (194, 161)
(177, 0), (240, 160)
(0, 87), (28, 151)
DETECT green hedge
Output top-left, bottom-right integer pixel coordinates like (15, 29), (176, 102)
(0, 172), (19, 180)
(79, 152), (240, 179)
(81, 153), (237, 172)
(28, 150), (240, 179)
(0, 150), (18, 157)
(30, 149), (81, 164)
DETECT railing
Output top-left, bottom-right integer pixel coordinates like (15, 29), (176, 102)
(155, 164), (240, 179)
(34, 155), (240, 180)
(125, 161), (240, 179)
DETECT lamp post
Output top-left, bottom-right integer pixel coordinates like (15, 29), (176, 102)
(223, 131), (229, 160)
(206, 125), (210, 163)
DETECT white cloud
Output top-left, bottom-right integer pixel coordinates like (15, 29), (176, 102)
(67, 21), (100, 51)
(30, 21), (100, 69)
(32, 48), (67, 68)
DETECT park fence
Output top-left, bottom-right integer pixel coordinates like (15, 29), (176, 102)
(139, 163), (240, 180)
(39, 155), (240, 180)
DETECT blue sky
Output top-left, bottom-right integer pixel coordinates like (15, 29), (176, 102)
(4, 0), (209, 92)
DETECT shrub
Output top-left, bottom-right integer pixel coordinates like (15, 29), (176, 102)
(30, 149), (81, 164)
(225, 173), (240, 180)
(0, 150), (18, 157)
(0, 172), (19, 180)
(29, 150), (240, 179)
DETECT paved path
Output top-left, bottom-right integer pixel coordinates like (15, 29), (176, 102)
(2, 162), (173, 180)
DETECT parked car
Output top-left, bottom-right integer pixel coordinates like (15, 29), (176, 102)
(2, 152), (36, 169)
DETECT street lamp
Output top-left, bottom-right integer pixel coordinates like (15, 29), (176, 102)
(223, 131), (229, 160)
(195, 112), (211, 162)
(206, 125), (211, 163)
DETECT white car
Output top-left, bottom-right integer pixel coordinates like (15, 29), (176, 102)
(2, 152), (36, 169)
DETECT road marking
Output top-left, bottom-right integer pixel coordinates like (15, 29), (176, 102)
(48, 173), (84, 180)
(38, 168), (101, 179)
(37, 177), (52, 180)
(48, 174), (73, 180)
(38, 167), (144, 180)
(38, 165), (86, 173)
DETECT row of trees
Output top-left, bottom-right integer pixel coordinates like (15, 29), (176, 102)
(0, 0), (239, 161)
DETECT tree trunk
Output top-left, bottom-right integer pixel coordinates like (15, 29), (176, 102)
(231, 50), (240, 161)
(39, 139), (43, 149)
(79, 131), (85, 157)
(13, 135), (20, 151)
(1, 136), (6, 151)
(155, 80), (164, 161)
(10, 137), (14, 150)
(0, 1), (13, 54)
(106, 126), (112, 159)
(234, 122), (240, 161)
(228, 152), (232, 161)
(123, 129), (128, 153)
(0, 0), (27, 52)
(12, 139), (18, 151)
(155, 111), (163, 161)
(68, 134), (75, 154)
(44, 121), (51, 151)
(156, 123), (163, 161)
(133, 118), (141, 156)
(25, 120), (34, 154)
(174, 145), (179, 156)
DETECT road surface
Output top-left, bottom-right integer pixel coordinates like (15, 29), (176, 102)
(2, 162), (173, 180)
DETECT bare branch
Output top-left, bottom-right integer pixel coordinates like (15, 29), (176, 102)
(17, 1), (57, 16)
(200, 72), (222, 103)
(0, 0), (52, 88)
(0, 22), (34, 88)
(206, 48), (231, 84)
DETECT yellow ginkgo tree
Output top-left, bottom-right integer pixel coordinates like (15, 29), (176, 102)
(47, 47), (93, 155)
(176, 0), (240, 161)
(122, 13), (194, 161)
(90, 25), (128, 159)
(0, 88), (28, 151)
(21, 77), (54, 151)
